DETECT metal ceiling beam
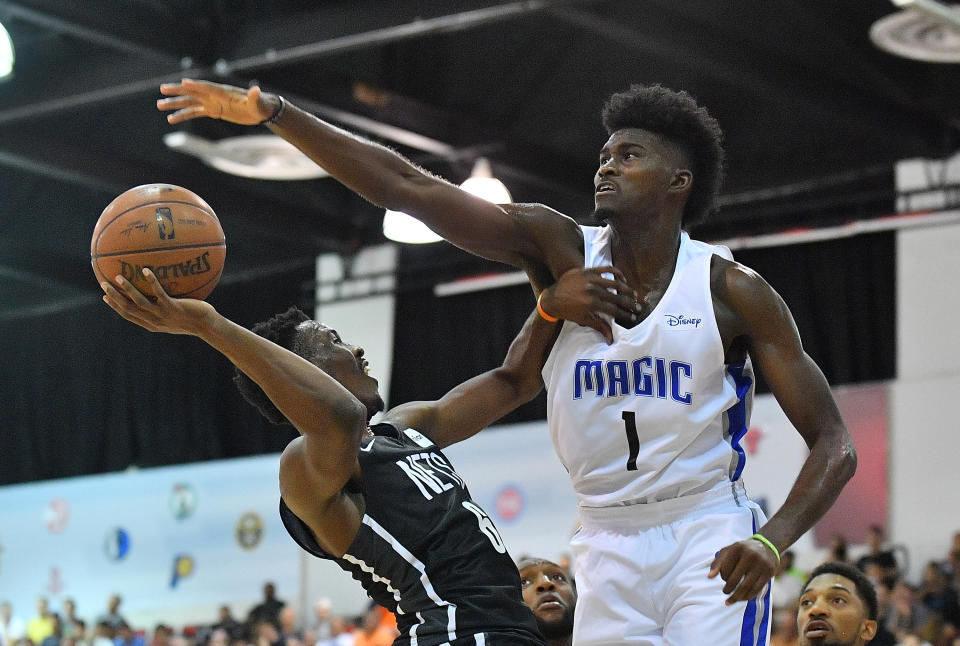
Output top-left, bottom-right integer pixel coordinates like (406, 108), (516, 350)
(1, 1), (179, 63)
(548, 6), (946, 135)
(221, 0), (601, 73)
(0, 0), (600, 126)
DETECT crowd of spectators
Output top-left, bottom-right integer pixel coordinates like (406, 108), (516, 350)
(2, 529), (957, 646)
(0, 584), (395, 646)
(769, 527), (960, 646)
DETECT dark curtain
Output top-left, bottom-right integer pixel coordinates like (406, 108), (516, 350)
(0, 264), (313, 486)
(389, 231), (896, 413)
(733, 232), (896, 391)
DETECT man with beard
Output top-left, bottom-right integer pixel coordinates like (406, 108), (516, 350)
(797, 562), (878, 646)
(518, 558), (576, 646)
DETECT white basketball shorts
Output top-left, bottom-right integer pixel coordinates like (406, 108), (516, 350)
(570, 481), (772, 646)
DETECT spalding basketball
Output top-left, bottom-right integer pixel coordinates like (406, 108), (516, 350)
(91, 184), (226, 299)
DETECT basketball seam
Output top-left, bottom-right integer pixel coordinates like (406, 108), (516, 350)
(91, 241), (226, 259)
(93, 199), (219, 254)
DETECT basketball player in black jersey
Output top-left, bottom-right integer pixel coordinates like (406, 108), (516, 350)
(100, 265), (635, 646)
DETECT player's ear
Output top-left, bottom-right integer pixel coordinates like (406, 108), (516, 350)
(860, 619), (878, 642)
(670, 169), (692, 192)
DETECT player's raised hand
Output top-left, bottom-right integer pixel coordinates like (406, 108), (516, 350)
(538, 266), (641, 343)
(708, 537), (778, 605)
(158, 78), (277, 125)
(101, 268), (215, 336)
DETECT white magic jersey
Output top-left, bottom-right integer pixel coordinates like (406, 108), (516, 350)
(541, 226), (755, 508)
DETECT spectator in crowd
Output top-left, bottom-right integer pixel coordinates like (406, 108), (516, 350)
(65, 622), (83, 646)
(149, 625), (171, 646)
(856, 525), (900, 587)
(113, 624), (144, 646)
(518, 558), (576, 646)
(276, 609), (300, 646)
(920, 562), (960, 629)
(773, 551), (808, 611)
(349, 607), (395, 646)
(944, 531), (960, 589)
(38, 613), (62, 646)
(26, 598), (55, 646)
(60, 601), (82, 642)
(252, 620), (280, 646)
(246, 584), (285, 632)
(770, 607), (799, 646)
(89, 622), (114, 646)
(829, 534), (851, 564)
(210, 607), (241, 643)
(886, 581), (932, 641)
(207, 628), (229, 646)
(314, 617), (352, 646)
(95, 597), (127, 633)
(870, 581), (898, 646)
(1, 602), (26, 646)
(797, 561), (878, 646)
(309, 600), (332, 643)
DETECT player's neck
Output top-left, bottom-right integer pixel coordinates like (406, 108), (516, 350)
(609, 224), (682, 291)
(546, 636), (572, 646)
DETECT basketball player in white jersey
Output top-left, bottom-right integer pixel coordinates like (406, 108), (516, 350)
(157, 80), (857, 645)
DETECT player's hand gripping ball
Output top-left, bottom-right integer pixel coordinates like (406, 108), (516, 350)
(91, 184), (226, 299)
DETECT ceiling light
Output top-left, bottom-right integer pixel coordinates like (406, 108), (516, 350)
(163, 132), (329, 180)
(383, 158), (512, 244)
(0, 20), (14, 80)
(871, 1), (960, 63)
(459, 158), (513, 204)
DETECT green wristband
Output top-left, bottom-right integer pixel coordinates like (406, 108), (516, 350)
(751, 533), (781, 565)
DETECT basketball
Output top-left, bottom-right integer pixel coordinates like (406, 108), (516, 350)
(91, 184), (226, 300)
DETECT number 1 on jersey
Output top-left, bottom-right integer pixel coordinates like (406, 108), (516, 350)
(622, 411), (640, 471)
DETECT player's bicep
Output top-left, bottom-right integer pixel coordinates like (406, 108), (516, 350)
(280, 434), (359, 508)
(384, 370), (534, 449)
(730, 270), (844, 447)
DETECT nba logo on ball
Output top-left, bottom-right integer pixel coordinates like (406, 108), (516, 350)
(494, 484), (525, 523)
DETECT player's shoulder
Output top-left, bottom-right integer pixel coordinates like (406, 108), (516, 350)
(505, 202), (582, 236)
(710, 254), (778, 313)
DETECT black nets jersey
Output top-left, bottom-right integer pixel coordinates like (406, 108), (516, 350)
(279, 423), (545, 646)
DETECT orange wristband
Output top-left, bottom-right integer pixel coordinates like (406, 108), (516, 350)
(537, 292), (560, 323)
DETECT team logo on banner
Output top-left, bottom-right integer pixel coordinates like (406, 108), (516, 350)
(235, 512), (264, 551)
(169, 483), (197, 520)
(45, 498), (70, 534)
(170, 554), (195, 588)
(493, 484), (526, 523)
(103, 527), (131, 561)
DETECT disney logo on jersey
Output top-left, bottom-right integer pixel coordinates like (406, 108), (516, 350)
(665, 313), (702, 328)
(396, 452), (466, 501)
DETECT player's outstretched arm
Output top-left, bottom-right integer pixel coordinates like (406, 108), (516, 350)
(384, 267), (637, 447)
(157, 79), (576, 270)
(100, 269), (366, 502)
(708, 260), (857, 605)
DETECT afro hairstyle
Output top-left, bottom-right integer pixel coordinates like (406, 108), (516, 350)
(233, 306), (311, 425)
(601, 84), (725, 226)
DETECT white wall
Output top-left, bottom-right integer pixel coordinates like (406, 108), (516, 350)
(893, 221), (960, 579)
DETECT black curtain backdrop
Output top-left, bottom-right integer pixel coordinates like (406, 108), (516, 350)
(1, 264), (313, 486)
(389, 231), (896, 420)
